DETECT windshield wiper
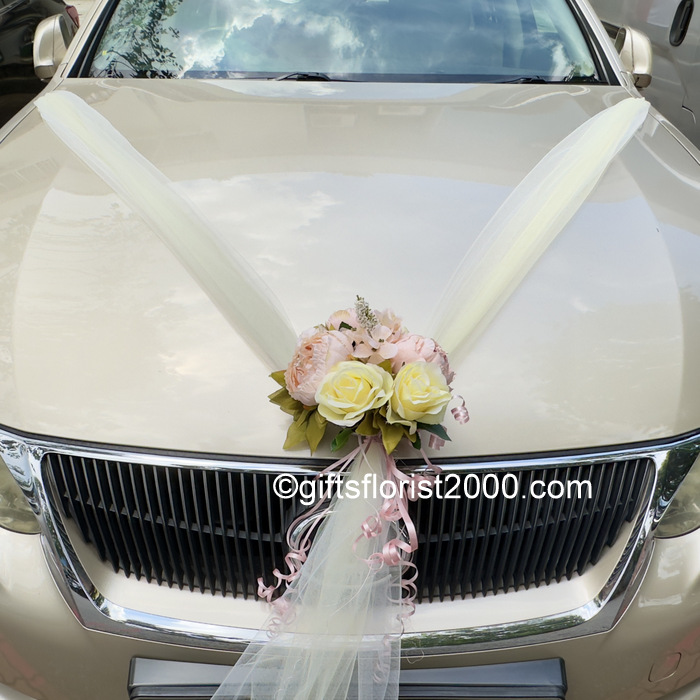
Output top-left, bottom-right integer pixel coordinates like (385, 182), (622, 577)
(501, 76), (549, 83)
(500, 73), (605, 85)
(563, 73), (606, 84)
(273, 72), (333, 81)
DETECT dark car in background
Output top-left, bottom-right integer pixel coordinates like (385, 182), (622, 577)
(0, 0), (78, 124)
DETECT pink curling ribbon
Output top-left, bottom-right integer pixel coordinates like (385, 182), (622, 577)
(452, 395), (470, 424)
(352, 441), (442, 618)
(429, 395), (469, 449)
(257, 443), (365, 603)
(261, 430), (450, 621)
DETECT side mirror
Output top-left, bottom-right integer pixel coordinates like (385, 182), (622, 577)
(33, 14), (74, 80)
(614, 26), (653, 89)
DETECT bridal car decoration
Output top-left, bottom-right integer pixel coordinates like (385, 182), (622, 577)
(258, 296), (468, 606)
(270, 296), (466, 455)
(226, 297), (470, 700)
(33, 88), (652, 700)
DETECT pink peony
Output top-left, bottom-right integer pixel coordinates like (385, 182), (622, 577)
(285, 329), (354, 406)
(390, 334), (455, 384)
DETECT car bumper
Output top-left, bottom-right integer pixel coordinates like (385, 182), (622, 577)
(1, 524), (699, 700)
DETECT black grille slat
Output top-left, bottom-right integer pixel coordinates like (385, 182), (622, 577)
(418, 491), (437, 602)
(152, 466), (182, 589)
(45, 455), (652, 601)
(473, 485), (496, 596)
(213, 472), (234, 595)
(140, 464), (172, 586)
(239, 474), (258, 598)
(460, 484), (483, 598)
(103, 459), (139, 578)
(492, 476), (522, 594)
(482, 484), (508, 596)
(128, 463), (160, 585)
(165, 467), (195, 591)
(576, 461), (625, 572)
(202, 470), (227, 596)
(251, 477), (266, 596)
(522, 467), (559, 588)
(532, 467), (569, 586)
(225, 471), (248, 597)
(89, 458), (125, 574)
(177, 469), (205, 593)
(427, 480), (450, 602)
(69, 456), (104, 559)
(544, 464), (584, 584)
(563, 463), (610, 580)
(514, 472), (548, 590)
(500, 469), (533, 593)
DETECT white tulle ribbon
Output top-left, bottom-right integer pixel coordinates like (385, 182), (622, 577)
(36, 90), (649, 700)
(35, 90), (297, 371)
(214, 97), (650, 700)
(431, 97), (649, 360)
(212, 440), (402, 700)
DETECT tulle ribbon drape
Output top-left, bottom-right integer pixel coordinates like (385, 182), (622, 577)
(36, 89), (649, 700)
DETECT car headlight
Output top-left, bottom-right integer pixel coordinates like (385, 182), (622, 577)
(655, 454), (700, 538)
(0, 455), (40, 535)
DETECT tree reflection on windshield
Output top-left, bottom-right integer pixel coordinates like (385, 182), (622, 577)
(90, 0), (598, 83)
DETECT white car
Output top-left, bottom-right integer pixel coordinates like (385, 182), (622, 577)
(1, 0), (700, 699)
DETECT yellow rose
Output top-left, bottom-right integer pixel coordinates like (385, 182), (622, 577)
(387, 361), (451, 427)
(315, 361), (393, 427)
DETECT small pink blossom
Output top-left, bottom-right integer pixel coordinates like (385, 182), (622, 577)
(390, 334), (455, 384)
(285, 329), (354, 406)
(326, 308), (359, 331)
(348, 309), (406, 364)
(375, 309), (405, 339)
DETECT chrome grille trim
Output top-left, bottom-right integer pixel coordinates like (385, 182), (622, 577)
(2, 424), (699, 656)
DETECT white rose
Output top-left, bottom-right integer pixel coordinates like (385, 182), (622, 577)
(315, 361), (393, 427)
(386, 361), (451, 427)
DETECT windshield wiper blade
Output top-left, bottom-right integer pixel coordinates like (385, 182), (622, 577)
(563, 73), (605, 84)
(500, 73), (605, 85)
(501, 76), (549, 84)
(273, 72), (332, 81)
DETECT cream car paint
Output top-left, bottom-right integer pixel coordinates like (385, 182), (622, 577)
(2, 81), (700, 458)
(1, 0), (700, 698)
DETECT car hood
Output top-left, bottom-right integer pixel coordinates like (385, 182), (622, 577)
(2, 79), (700, 458)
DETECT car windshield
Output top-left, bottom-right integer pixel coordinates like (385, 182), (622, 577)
(89, 0), (600, 83)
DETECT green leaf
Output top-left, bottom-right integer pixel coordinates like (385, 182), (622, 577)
(418, 423), (451, 442)
(379, 421), (404, 454)
(268, 386), (289, 404)
(331, 428), (354, 452)
(283, 412), (310, 449)
(356, 412), (380, 436)
(339, 321), (353, 331)
(305, 410), (327, 454)
(269, 388), (304, 416)
(378, 359), (393, 373)
(270, 370), (287, 388)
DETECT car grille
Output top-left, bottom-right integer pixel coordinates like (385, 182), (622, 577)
(45, 453), (652, 603)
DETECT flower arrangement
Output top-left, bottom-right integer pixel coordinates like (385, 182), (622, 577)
(269, 296), (458, 454)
